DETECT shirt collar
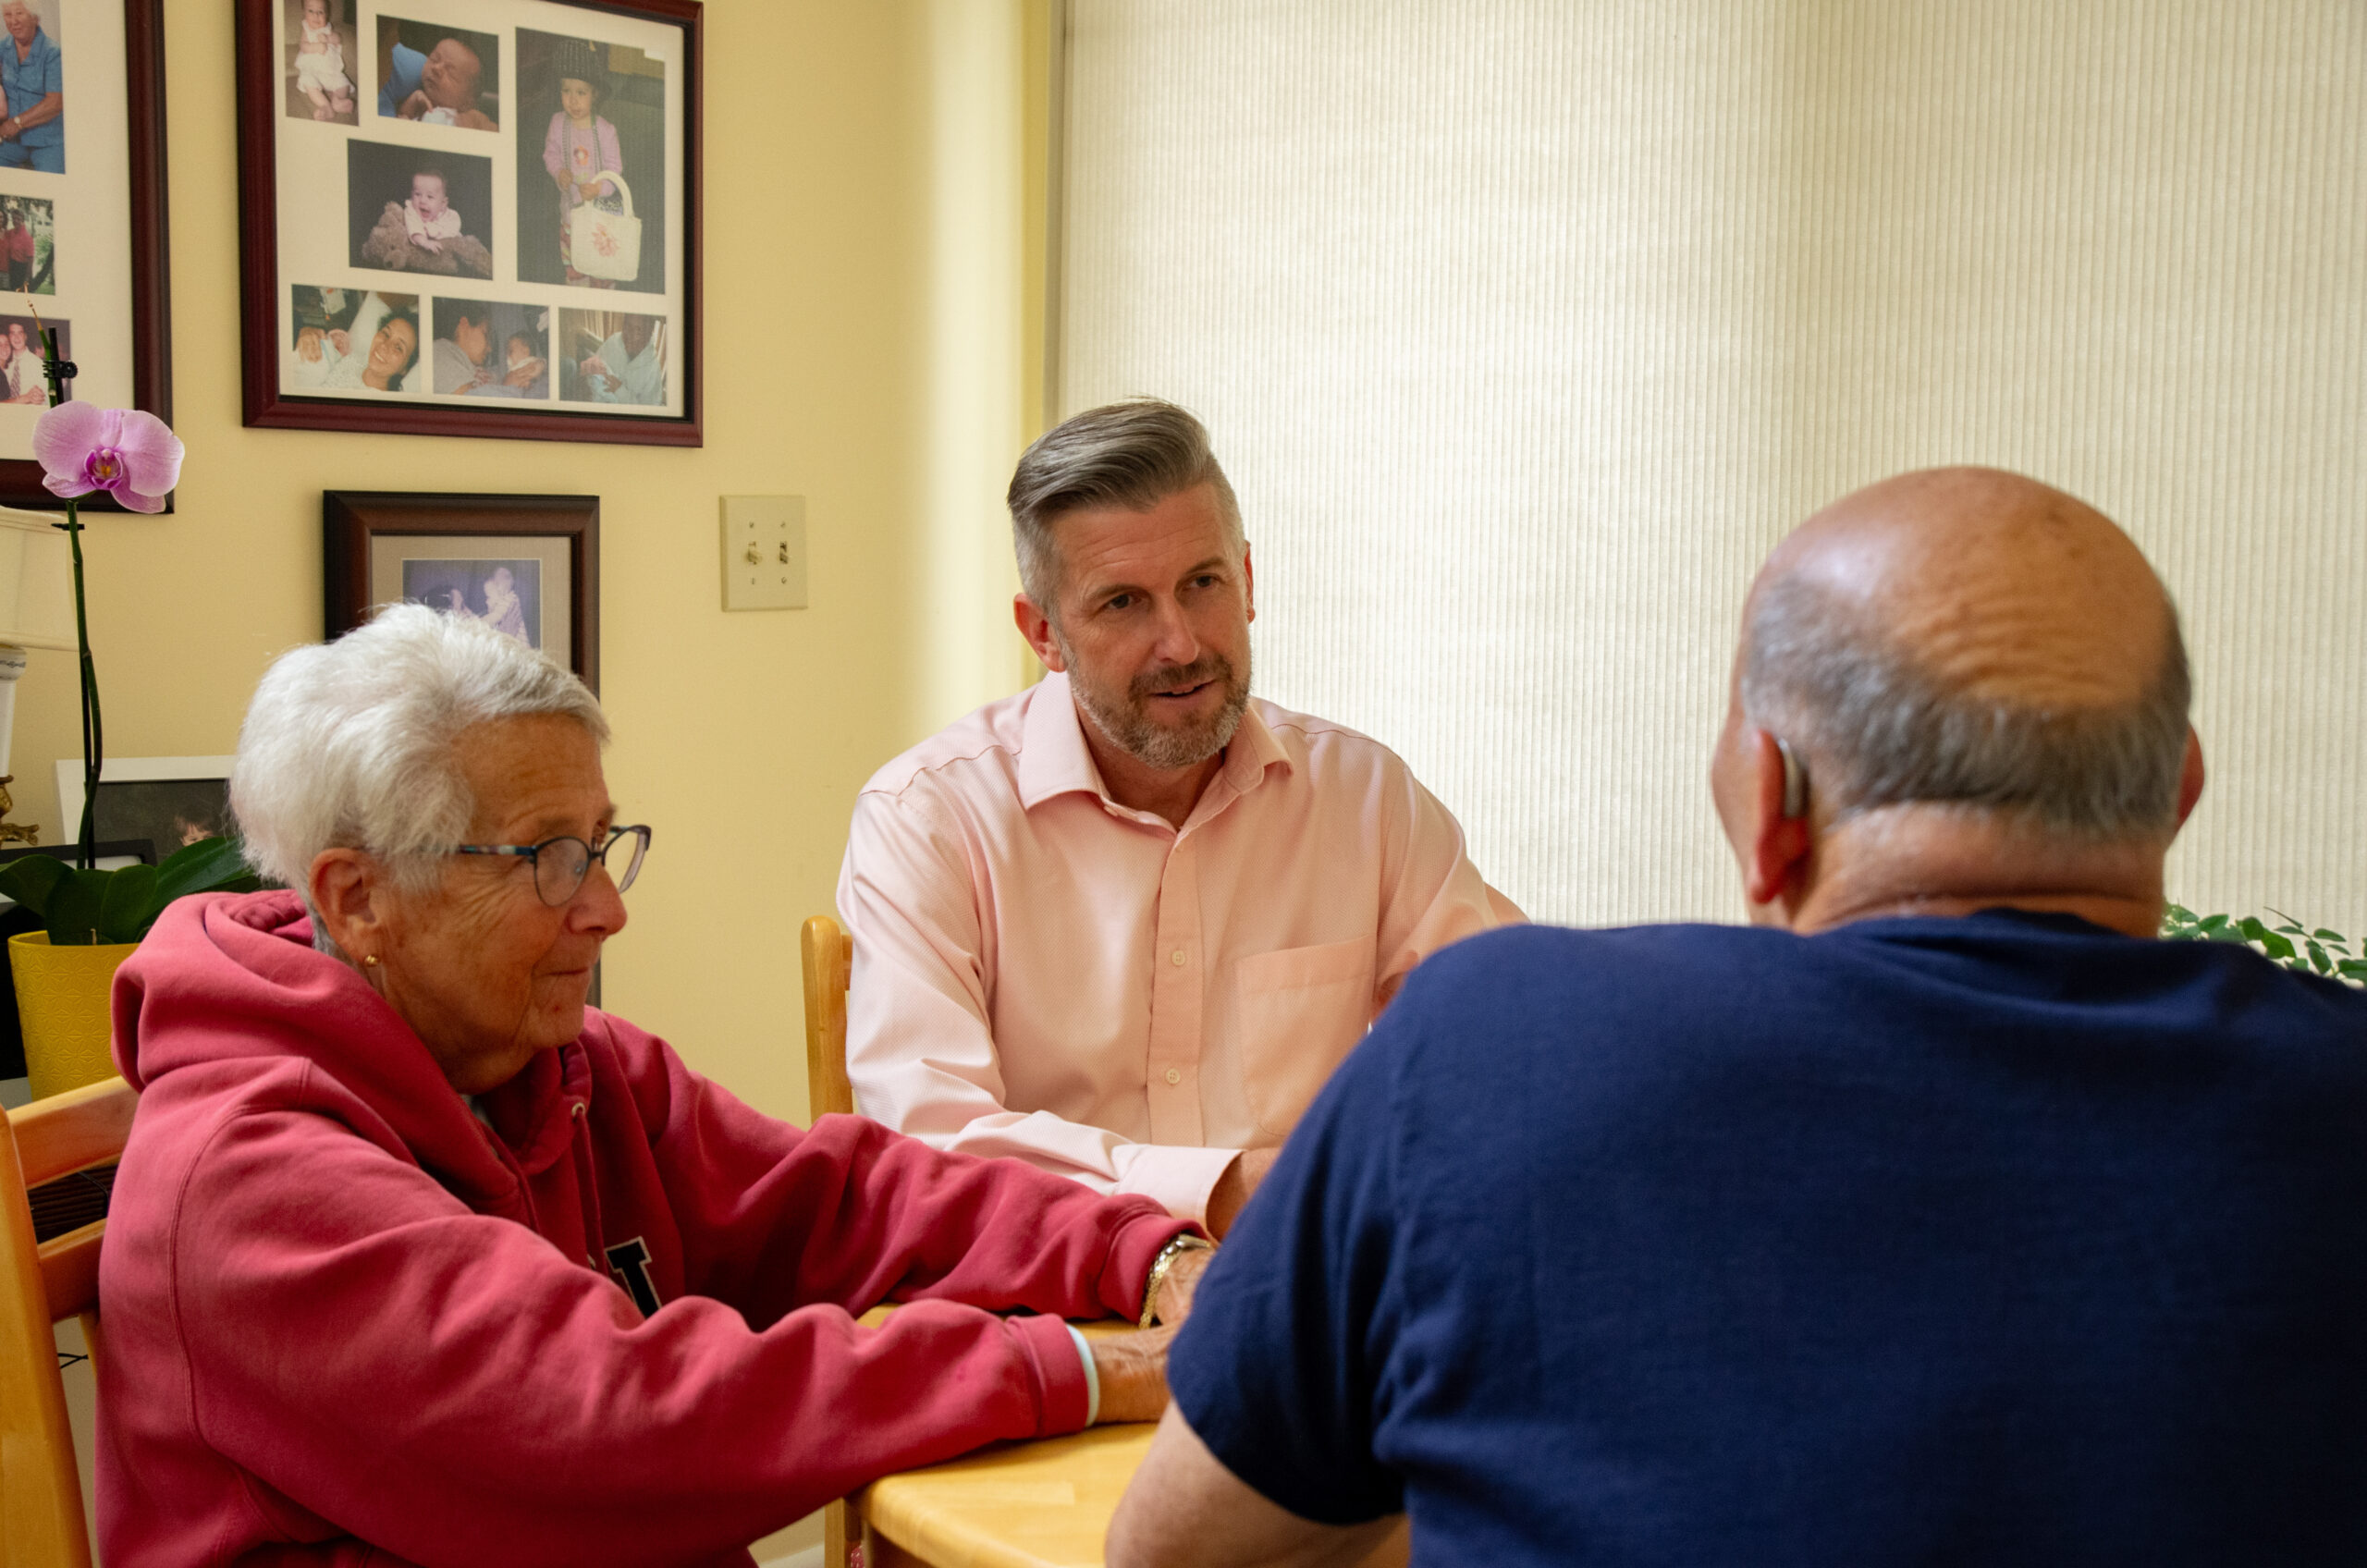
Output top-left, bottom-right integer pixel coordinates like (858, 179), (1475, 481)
(1016, 671), (1294, 819)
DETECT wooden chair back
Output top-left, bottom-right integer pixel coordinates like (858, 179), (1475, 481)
(800, 914), (861, 1568)
(802, 914), (853, 1120)
(1, 1075), (138, 1568)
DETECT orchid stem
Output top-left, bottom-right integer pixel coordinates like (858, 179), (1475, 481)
(37, 324), (98, 876)
(67, 506), (98, 872)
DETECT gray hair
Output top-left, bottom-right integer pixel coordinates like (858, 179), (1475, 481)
(1007, 398), (1244, 610)
(1739, 573), (2190, 838)
(232, 603), (608, 900)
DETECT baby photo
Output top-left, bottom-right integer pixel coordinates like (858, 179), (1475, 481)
(429, 299), (550, 399)
(514, 29), (667, 292)
(281, 0), (357, 125)
(346, 141), (494, 278)
(374, 17), (499, 132)
(286, 286), (421, 395)
(402, 557), (541, 647)
(1, 195), (54, 294)
(0, 313), (67, 405)
(557, 309), (665, 406)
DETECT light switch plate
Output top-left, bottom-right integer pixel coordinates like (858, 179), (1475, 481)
(720, 495), (806, 611)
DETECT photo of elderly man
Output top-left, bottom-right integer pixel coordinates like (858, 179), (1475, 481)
(558, 310), (663, 405)
(374, 17), (497, 132)
(0, 0), (63, 173)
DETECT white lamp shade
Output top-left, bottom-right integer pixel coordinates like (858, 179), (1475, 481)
(0, 503), (78, 653)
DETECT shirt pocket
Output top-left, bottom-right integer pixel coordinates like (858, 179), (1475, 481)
(1233, 938), (1377, 1137)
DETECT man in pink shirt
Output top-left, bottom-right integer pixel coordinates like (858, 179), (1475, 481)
(839, 398), (1518, 1234)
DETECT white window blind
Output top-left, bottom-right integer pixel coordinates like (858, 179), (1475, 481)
(1057, 1), (2367, 934)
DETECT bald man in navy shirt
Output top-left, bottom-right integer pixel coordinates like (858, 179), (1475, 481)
(1113, 468), (2367, 1568)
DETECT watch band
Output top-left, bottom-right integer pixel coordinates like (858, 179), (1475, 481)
(1138, 1232), (1214, 1330)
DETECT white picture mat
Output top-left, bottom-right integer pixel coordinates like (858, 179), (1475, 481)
(367, 533), (572, 660)
(270, 0), (687, 415)
(0, 0), (138, 458)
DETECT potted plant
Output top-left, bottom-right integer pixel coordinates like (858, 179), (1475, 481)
(2162, 904), (2366, 985)
(1, 837), (258, 1096)
(0, 333), (216, 1097)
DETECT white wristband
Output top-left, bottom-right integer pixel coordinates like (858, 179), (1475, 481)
(1066, 1324), (1099, 1426)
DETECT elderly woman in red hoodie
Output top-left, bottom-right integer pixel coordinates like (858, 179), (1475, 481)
(97, 605), (1212, 1567)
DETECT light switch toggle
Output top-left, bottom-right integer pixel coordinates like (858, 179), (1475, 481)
(721, 496), (807, 611)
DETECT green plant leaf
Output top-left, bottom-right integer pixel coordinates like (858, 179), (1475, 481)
(0, 852), (69, 917)
(2305, 940), (2331, 974)
(95, 864), (161, 945)
(152, 837), (257, 905)
(2339, 959), (2367, 982)
(2239, 920), (2295, 961)
(2198, 913), (2232, 935)
(2313, 928), (2347, 944)
(2165, 902), (2196, 924)
(43, 869), (111, 947)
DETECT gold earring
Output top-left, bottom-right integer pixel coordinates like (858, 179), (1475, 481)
(361, 953), (380, 968)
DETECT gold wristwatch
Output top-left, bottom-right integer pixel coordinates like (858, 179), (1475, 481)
(1138, 1232), (1215, 1329)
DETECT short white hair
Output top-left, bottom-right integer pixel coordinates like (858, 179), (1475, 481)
(233, 603), (607, 897)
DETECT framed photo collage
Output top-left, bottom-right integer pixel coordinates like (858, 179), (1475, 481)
(236, 0), (700, 445)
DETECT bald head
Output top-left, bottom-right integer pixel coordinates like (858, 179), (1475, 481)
(1738, 467), (2189, 838)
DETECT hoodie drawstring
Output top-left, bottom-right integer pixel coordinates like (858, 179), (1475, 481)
(570, 1101), (610, 1269)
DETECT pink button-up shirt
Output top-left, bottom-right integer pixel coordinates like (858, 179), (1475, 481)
(837, 674), (1518, 1222)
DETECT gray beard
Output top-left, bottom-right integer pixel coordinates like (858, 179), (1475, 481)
(1063, 644), (1252, 772)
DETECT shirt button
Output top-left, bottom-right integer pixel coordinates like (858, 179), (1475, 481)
(1171, 949), (1186, 966)
(1164, 1068), (1182, 1085)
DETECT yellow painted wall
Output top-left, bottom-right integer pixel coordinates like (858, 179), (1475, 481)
(12, 0), (1046, 1128)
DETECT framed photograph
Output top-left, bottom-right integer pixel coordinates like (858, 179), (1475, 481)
(235, 0), (699, 445)
(52, 755), (236, 861)
(323, 490), (599, 691)
(0, 0), (173, 508)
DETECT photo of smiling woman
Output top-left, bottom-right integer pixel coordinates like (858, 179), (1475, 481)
(291, 289), (420, 396)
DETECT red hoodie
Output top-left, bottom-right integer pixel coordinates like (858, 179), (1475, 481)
(97, 892), (1190, 1566)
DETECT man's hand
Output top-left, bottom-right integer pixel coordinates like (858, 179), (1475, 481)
(1153, 1243), (1212, 1326)
(1205, 1146), (1280, 1239)
(1089, 1323), (1176, 1424)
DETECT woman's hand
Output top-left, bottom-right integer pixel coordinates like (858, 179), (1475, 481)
(1089, 1323), (1177, 1425)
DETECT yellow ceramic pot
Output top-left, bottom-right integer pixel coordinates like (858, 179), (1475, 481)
(11, 931), (137, 1099)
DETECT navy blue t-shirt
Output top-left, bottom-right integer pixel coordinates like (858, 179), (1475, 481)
(1170, 912), (2367, 1565)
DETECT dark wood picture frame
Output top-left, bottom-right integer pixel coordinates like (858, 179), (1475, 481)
(0, 0), (174, 509)
(324, 491), (600, 692)
(236, 0), (701, 446)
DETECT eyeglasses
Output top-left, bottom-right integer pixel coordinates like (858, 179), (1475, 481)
(452, 825), (651, 906)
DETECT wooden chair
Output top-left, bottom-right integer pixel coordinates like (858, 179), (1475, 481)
(2, 1075), (138, 1568)
(802, 913), (853, 1121)
(800, 914), (861, 1567)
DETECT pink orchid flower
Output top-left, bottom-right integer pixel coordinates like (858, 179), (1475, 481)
(31, 401), (185, 513)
